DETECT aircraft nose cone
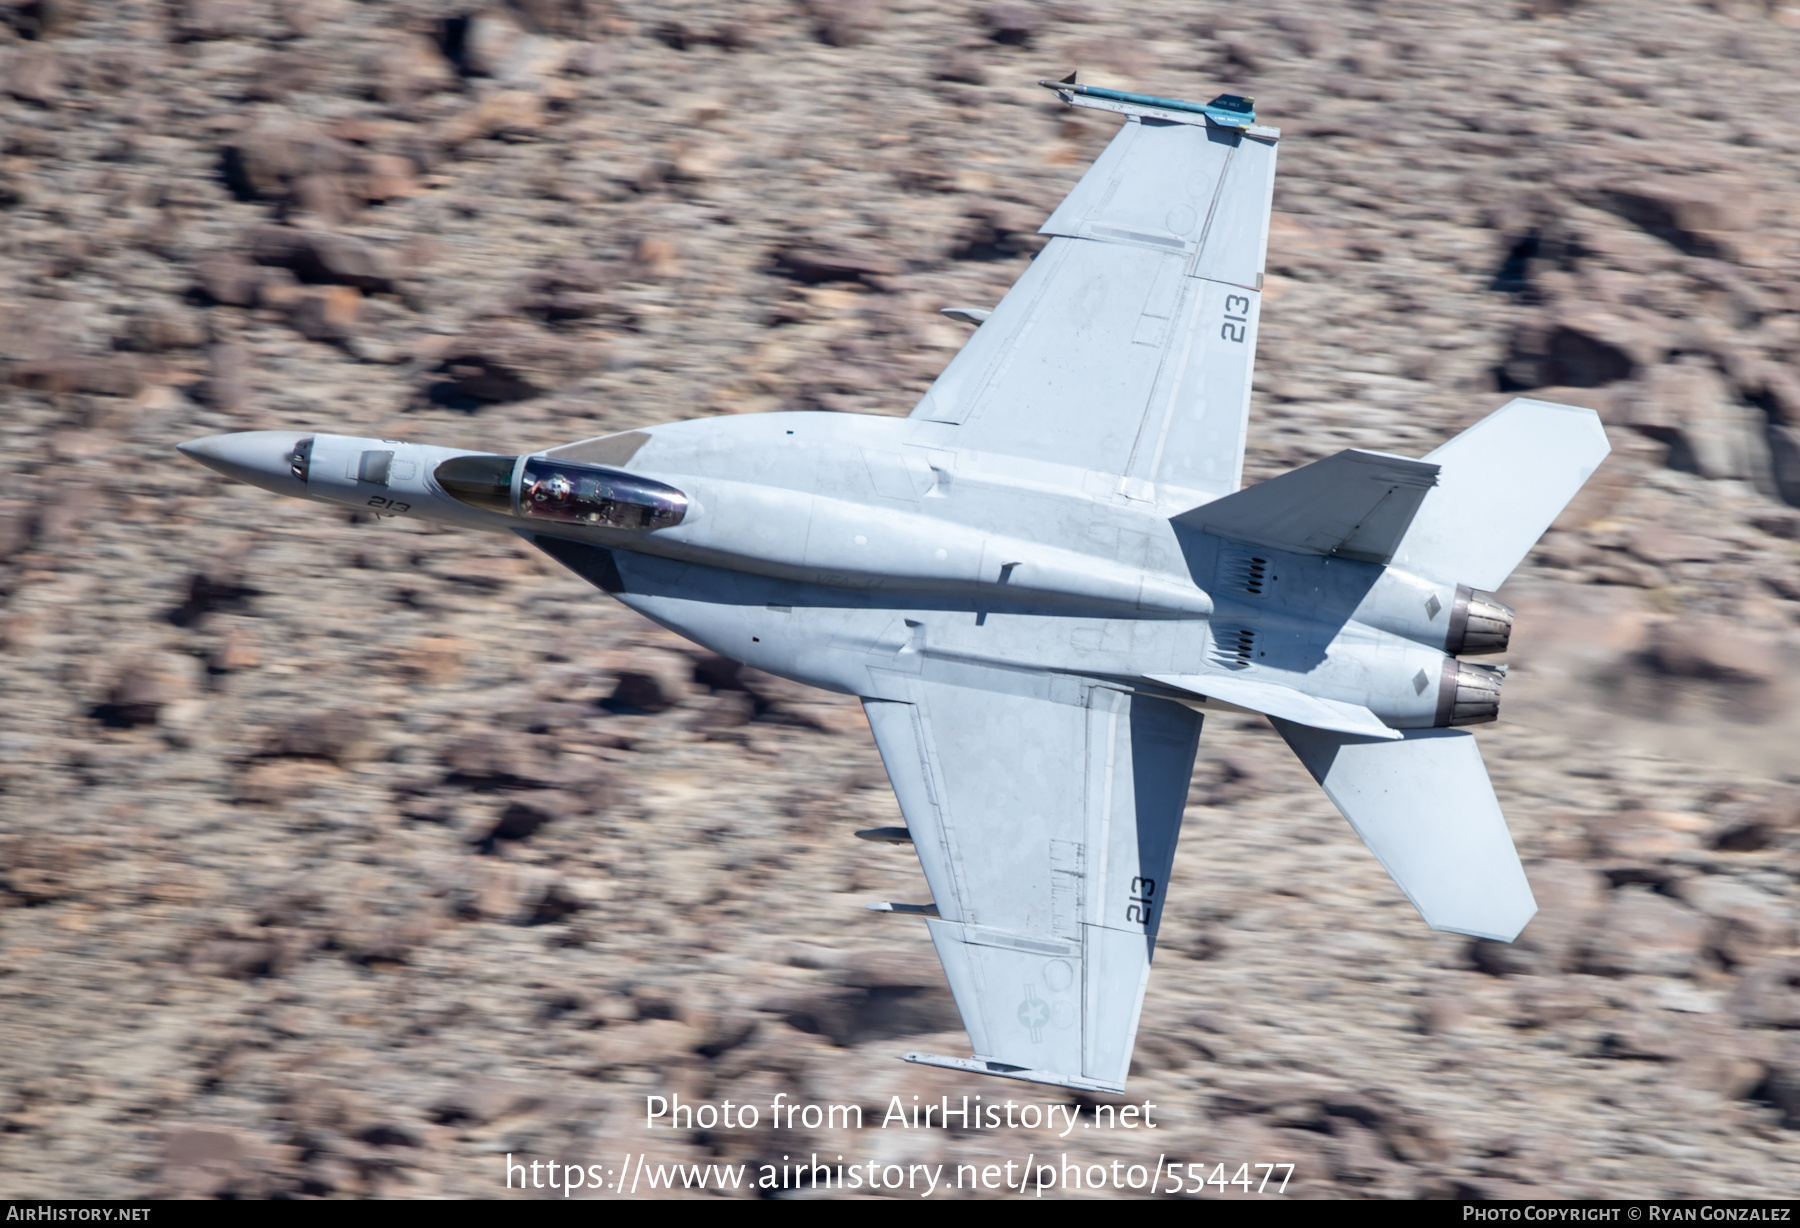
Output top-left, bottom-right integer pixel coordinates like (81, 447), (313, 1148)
(177, 430), (310, 499)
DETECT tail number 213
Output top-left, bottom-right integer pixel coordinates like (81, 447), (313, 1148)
(1220, 294), (1252, 343)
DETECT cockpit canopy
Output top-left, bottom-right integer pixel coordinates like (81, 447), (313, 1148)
(433, 454), (688, 530)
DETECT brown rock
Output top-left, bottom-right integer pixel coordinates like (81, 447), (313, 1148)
(435, 90), (544, 147)
(169, 560), (260, 627)
(759, 972), (961, 1046)
(1414, 993), (1468, 1035)
(207, 629), (259, 675)
(196, 340), (248, 412)
(483, 791), (576, 845)
(118, 307), (207, 353)
(1730, 957), (1800, 1028)
(633, 236), (680, 279)
(367, 35), (458, 104)
(232, 759), (339, 805)
(0, 503), (35, 559)
(1640, 618), (1778, 688)
(602, 650), (694, 713)
(1624, 363), (1768, 482)
(4, 0), (83, 39)
(1500, 310), (1647, 390)
(160, 1123), (262, 1198)
(394, 635), (469, 686)
(358, 154), (418, 203)
(1597, 176), (1752, 260)
(1752, 1061), (1800, 1129)
(1769, 425), (1800, 509)
(1583, 807), (1704, 863)
(932, 48), (988, 85)
(1578, 886), (1707, 977)
(950, 202), (1046, 260)
(837, 950), (945, 990)
(505, 0), (608, 38)
(1470, 860), (1606, 975)
(1625, 527), (1725, 565)
(806, 0), (881, 47)
(772, 241), (900, 285)
(189, 935), (295, 980)
(443, 731), (550, 788)
(194, 256), (270, 307)
(222, 122), (360, 204)
(8, 355), (144, 398)
(261, 711), (373, 766)
(93, 658), (189, 728)
(290, 173), (354, 225)
(1706, 792), (1800, 852)
(424, 322), (597, 408)
(426, 1075), (547, 1126)
(241, 49), (319, 103)
(248, 227), (394, 294)
(3, 47), (63, 105)
(1736, 359), (1800, 428)
(1679, 874), (1795, 970)
(979, 4), (1041, 44)
(453, 12), (523, 77)
(171, 0), (256, 42)
(1750, 510), (1800, 540)
(1510, 975), (1605, 1027)
(289, 285), (362, 342)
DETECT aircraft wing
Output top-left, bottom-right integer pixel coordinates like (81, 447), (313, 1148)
(910, 101), (1279, 504)
(862, 679), (1202, 1093)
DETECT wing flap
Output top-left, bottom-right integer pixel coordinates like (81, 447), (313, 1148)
(1152, 672), (1400, 740)
(1272, 721), (1537, 941)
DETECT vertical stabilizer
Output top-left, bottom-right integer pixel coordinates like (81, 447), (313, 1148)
(1391, 398), (1610, 590)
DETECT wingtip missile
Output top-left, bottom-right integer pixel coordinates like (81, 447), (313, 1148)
(1035, 77), (1257, 127)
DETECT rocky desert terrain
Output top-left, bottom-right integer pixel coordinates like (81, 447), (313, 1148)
(3, 0), (1800, 1200)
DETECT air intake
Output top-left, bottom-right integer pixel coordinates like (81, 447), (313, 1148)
(1447, 585), (1514, 655)
(1436, 659), (1504, 726)
(1210, 625), (1257, 670)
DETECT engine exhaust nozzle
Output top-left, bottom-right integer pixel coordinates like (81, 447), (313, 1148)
(1436, 659), (1503, 727)
(1447, 585), (1514, 655)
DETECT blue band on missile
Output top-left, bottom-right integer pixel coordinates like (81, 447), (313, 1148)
(1038, 80), (1256, 128)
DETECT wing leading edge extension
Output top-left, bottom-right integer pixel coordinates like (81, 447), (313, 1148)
(911, 99), (1278, 504)
(863, 679), (1201, 1093)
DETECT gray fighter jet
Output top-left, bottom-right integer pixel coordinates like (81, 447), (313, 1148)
(178, 80), (1610, 1094)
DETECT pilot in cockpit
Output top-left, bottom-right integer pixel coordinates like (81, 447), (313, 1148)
(527, 471), (576, 515)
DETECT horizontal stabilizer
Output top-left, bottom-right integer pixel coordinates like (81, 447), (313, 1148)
(1173, 449), (1439, 564)
(1272, 721), (1536, 941)
(1395, 398), (1611, 589)
(1151, 673), (1399, 740)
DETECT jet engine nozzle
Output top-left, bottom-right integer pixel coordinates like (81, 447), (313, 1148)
(1448, 585), (1514, 656)
(1436, 659), (1503, 727)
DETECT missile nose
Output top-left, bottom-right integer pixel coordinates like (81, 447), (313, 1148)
(176, 430), (311, 499)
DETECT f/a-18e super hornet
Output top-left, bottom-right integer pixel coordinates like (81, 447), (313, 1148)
(179, 78), (1609, 1094)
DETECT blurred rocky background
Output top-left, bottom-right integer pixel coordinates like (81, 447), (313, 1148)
(2, 0), (1800, 1200)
